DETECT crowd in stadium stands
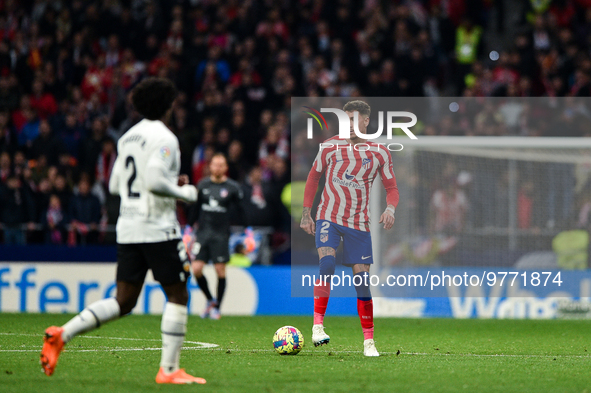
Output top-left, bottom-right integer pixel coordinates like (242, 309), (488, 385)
(1, 0), (591, 249)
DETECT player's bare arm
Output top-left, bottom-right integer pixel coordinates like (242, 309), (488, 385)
(300, 207), (316, 235)
(379, 204), (396, 230)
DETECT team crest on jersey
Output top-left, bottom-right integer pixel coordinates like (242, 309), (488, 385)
(320, 233), (328, 243)
(220, 188), (228, 198)
(362, 158), (372, 170)
(160, 146), (171, 159)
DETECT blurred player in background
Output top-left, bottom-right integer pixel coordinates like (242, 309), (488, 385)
(188, 153), (245, 319)
(40, 78), (206, 385)
(300, 100), (399, 357)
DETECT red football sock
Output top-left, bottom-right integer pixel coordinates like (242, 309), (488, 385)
(314, 280), (330, 325)
(357, 298), (374, 340)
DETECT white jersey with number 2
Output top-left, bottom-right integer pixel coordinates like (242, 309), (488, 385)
(109, 119), (197, 244)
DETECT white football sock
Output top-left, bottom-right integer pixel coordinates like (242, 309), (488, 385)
(61, 298), (120, 343)
(160, 302), (188, 373)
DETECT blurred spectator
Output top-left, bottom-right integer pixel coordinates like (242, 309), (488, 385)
(518, 181), (541, 229)
(57, 113), (86, 159)
(0, 76), (20, 112)
(0, 111), (17, 154)
(18, 108), (40, 149)
(69, 177), (101, 245)
(259, 125), (289, 168)
(44, 194), (67, 244)
(0, 175), (36, 245)
(53, 174), (71, 213)
(455, 18), (483, 93)
(242, 166), (278, 228)
(430, 179), (469, 234)
(30, 79), (58, 120)
(192, 145), (215, 185)
(228, 243), (252, 267)
(30, 120), (65, 166)
(95, 138), (116, 191)
(0, 151), (10, 181)
(227, 140), (248, 182)
(79, 117), (107, 173)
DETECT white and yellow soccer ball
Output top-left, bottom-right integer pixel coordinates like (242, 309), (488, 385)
(273, 326), (304, 355)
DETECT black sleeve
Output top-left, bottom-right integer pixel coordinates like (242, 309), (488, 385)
(187, 187), (204, 226)
(234, 183), (247, 226)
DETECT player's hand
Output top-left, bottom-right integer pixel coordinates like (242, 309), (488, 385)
(300, 213), (316, 236)
(178, 174), (189, 186)
(379, 210), (395, 230)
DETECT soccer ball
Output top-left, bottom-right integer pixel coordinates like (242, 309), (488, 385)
(273, 326), (304, 355)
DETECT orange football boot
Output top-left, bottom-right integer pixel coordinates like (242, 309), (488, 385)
(40, 326), (65, 376)
(155, 368), (207, 384)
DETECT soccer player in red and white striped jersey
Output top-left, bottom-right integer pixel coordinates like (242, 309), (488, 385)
(300, 100), (399, 356)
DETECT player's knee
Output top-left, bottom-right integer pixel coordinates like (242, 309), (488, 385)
(214, 263), (226, 277)
(168, 291), (189, 306)
(116, 296), (139, 315)
(192, 262), (204, 277)
(353, 271), (371, 300)
(319, 255), (336, 278)
(166, 288), (189, 306)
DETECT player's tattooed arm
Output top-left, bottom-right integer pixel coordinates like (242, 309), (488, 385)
(379, 204), (396, 230)
(300, 207), (316, 235)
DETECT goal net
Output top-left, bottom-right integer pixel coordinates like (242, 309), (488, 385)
(372, 135), (591, 271)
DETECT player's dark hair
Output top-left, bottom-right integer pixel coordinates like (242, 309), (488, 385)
(343, 100), (371, 117)
(131, 77), (178, 120)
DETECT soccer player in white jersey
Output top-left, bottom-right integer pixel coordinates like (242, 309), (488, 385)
(300, 100), (399, 357)
(40, 78), (206, 384)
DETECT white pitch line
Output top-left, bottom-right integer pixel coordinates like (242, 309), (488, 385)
(0, 332), (218, 352)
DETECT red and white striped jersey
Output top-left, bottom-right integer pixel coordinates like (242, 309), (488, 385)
(304, 136), (399, 232)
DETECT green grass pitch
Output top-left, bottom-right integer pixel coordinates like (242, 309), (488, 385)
(1, 314), (591, 392)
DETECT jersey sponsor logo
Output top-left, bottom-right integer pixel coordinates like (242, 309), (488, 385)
(160, 146), (171, 159)
(203, 198), (228, 213)
(220, 188), (228, 198)
(120, 206), (146, 216)
(320, 233), (328, 243)
(344, 170), (355, 181)
(362, 158), (372, 170)
(332, 174), (363, 190)
(122, 134), (146, 145)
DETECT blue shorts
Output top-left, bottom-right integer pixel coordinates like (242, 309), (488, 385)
(315, 219), (373, 266)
